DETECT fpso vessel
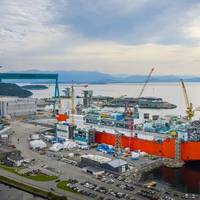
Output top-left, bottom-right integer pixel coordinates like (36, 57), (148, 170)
(82, 110), (200, 162)
(94, 130), (199, 162)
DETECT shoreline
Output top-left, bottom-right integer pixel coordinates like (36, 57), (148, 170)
(0, 175), (66, 200)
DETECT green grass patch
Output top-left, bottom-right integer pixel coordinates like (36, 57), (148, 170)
(0, 164), (20, 174)
(0, 164), (58, 182)
(23, 173), (58, 181)
(57, 180), (78, 193)
(0, 175), (67, 200)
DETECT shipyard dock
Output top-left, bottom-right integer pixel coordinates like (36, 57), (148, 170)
(0, 116), (198, 200)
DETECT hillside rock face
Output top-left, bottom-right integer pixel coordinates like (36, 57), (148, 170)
(0, 83), (32, 97)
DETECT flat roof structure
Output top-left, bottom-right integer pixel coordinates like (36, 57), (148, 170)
(107, 159), (128, 168)
(81, 154), (111, 164)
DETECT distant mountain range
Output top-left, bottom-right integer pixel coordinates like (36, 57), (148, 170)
(4, 70), (200, 83)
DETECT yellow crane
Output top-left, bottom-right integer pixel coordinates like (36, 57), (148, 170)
(71, 83), (88, 126)
(180, 79), (194, 121)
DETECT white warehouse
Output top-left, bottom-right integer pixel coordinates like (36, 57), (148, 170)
(0, 97), (37, 117)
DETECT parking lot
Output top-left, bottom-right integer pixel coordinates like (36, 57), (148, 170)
(9, 120), (200, 200)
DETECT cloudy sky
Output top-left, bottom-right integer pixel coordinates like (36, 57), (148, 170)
(1, 0), (200, 75)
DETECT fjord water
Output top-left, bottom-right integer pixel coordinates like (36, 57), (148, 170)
(0, 183), (45, 200)
(30, 82), (200, 193)
(149, 162), (200, 193)
(31, 82), (200, 120)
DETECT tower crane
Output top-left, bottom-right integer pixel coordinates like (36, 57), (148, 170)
(180, 79), (194, 121)
(71, 83), (88, 126)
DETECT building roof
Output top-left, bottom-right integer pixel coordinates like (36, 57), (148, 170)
(0, 126), (11, 135)
(107, 159), (127, 168)
(81, 154), (111, 164)
(7, 152), (23, 161)
(30, 140), (47, 148)
(0, 97), (36, 102)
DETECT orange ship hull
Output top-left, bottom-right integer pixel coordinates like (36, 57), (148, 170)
(95, 131), (200, 161)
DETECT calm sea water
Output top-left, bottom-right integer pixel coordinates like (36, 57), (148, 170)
(149, 162), (200, 193)
(0, 183), (45, 200)
(30, 82), (200, 119)
(25, 83), (200, 193)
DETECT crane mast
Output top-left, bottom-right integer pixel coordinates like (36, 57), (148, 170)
(71, 84), (75, 126)
(180, 79), (194, 121)
(128, 68), (155, 148)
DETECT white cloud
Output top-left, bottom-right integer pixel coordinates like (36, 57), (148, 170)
(56, 42), (200, 75)
(5, 41), (200, 75)
(184, 4), (200, 40)
(0, 0), (72, 55)
(0, 0), (200, 75)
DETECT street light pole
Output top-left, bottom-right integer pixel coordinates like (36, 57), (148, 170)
(0, 66), (2, 82)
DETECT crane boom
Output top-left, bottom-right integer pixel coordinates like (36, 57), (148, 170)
(180, 79), (194, 121)
(180, 79), (190, 107)
(138, 68), (154, 98)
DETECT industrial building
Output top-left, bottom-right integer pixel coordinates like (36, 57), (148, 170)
(83, 90), (93, 108)
(56, 122), (69, 138)
(29, 140), (47, 150)
(0, 123), (11, 145)
(80, 154), (128, 173)
(3, 150), (24, 167)
(82, 166), (105, 176)
(73, 128), (95, 145)
(0, 97), (37, 117)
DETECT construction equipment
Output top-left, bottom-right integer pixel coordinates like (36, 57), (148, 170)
(71, 83), (88, 126)
(128, 68), (155, 148)
(180, 79), (194, 121)
(138, 68), (154, 98)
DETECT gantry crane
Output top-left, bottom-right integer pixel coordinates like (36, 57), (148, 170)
(180, 79), (194, 121)
(71, 83), (88, 126)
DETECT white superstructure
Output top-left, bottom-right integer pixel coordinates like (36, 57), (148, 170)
(56, 122), (69, 138)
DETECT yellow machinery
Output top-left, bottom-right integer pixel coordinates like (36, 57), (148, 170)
(170, 130), (177, 137)
(71, 83), (88, 126)
(180, 79), (194, 121)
